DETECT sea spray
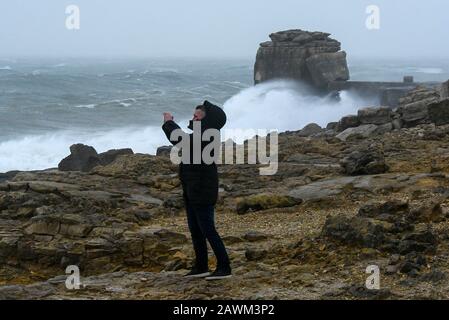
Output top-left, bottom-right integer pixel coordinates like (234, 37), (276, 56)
(0, 126), (166, 172)
(223, 80), (373, 134)
(0, 80), (373, 172)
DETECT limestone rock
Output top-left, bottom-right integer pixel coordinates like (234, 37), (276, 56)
(4, 101), (449, 299)
(323, 209), (438, 255)
(98, 149), (134, 166)
(58, 145), (135, 172)
(305, 51), (350, 88)
(357, 107), (392, 125)
(297, 123), (323, 137)
(337, 115), (360, 132)
(326, 122), (338, 130)
(254, 29), (348, 89)
(428, 99), (449, 126)
(58, 144), (100, 172)
(236, 193), (301, 214)
(336, 124), (378, 141)
(397, 86), (440, 127)
(340, 148), (388, 175)
(156, 146), (173, 157)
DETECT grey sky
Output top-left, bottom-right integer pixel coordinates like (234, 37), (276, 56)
(0, 0), (447, 59)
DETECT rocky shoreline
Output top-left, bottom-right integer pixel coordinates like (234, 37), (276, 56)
(1, 76), (449, 299)
(254, 29), (349, 88)
(2, 27), (449, 300)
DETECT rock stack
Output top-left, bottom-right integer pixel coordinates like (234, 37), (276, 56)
(254, 29), (349, 89)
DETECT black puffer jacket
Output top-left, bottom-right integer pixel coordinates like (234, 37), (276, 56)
(162, 101), (226, 206)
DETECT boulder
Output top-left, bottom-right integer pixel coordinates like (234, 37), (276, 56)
(58, 144), (100, 172)
(336, 124), (378, 141)
(397, 102), (430, 127)
(391, 119), (402, 130)
(305, 51), (350, 88)
(91, 154), (175, 178)
(399, 86), (440, 106)
(357, 107), (392, 125)
(326, 122), (338, 130)
(298, 123), (323, 137)
(397, 86), (440, 127)
(156, 146), (173, 157)
(375, 123), (394, 135)
(428, 99), (449, 126)
(340, 148), (388, 175)
(337, 115), (360, 132)
(98, 149), (134, 166)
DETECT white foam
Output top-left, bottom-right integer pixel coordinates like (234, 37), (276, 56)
(0, 126), (166, 172)
(223, 80), (366, 134)
(74, 104), (97, 109)
(73, 98), (137, 109)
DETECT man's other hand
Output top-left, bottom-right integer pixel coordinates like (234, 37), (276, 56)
(163, 112), (174, 123)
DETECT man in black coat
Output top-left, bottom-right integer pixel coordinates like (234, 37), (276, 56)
(162, 100), (231, 280)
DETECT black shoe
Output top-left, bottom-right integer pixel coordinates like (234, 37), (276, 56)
(205, 268), (232, 280)
(184, 268), (211, 279)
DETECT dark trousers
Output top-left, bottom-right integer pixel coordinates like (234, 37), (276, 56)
(186, 203), (231, 271)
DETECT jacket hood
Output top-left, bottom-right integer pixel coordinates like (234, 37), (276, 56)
(200, 100), (227, 130)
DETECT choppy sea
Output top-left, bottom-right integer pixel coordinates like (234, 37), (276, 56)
(1, 57), (448, 172)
